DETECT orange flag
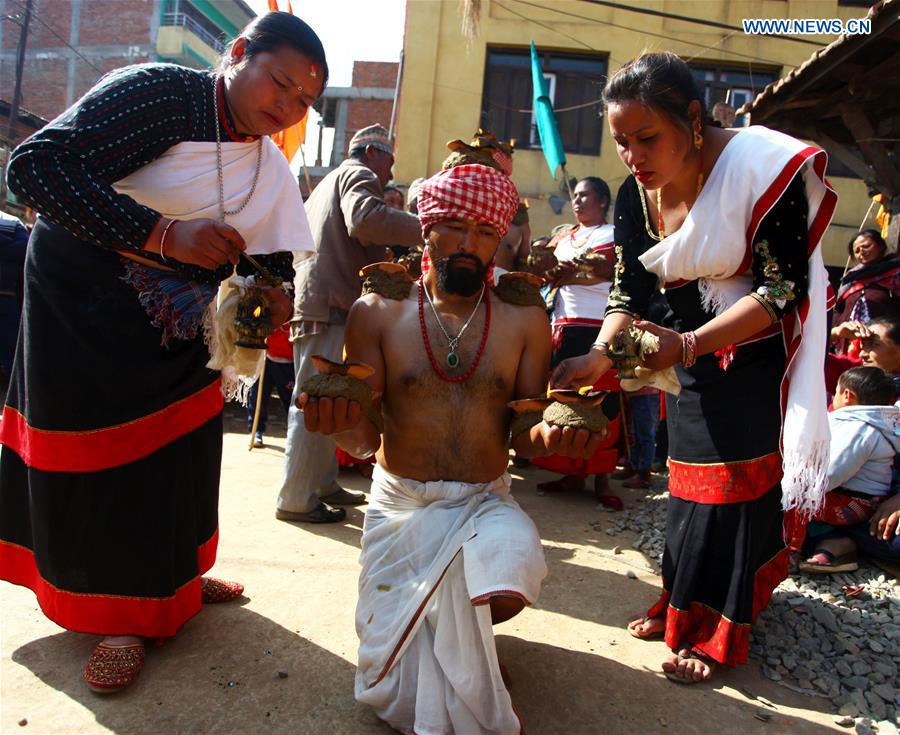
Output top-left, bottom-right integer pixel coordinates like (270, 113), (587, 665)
(267, 0), (306, 162)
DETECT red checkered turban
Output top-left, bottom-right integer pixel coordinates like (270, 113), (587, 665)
(417, 163), (520, 239)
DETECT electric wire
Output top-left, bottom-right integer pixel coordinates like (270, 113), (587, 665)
(7, 0), (102, 73)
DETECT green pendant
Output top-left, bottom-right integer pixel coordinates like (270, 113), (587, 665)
(446, 351), (459, 368)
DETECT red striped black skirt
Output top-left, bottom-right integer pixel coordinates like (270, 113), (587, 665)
(648, 331), (792, 667)
(0, 220), (224, 638)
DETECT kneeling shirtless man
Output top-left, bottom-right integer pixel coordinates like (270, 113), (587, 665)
(300, 164), (606, 735)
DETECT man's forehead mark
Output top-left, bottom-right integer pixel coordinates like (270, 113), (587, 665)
(613, 123), (655, 138)
(442, 217), (497, 229)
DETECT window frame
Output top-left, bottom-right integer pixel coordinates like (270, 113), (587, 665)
(480, 45), (608, 157)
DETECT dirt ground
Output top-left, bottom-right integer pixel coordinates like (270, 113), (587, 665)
(1, 402), (841, 734)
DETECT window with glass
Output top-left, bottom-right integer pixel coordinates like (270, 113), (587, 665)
(688, 61), (780, 126)
(480, 47), (608, 156)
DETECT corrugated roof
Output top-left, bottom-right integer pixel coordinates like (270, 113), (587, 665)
(738, 0), (899, 116)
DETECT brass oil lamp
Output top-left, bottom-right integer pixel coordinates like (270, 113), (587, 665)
(233, 255), (283, 349)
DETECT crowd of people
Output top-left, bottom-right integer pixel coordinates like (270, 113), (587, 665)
(0, 9), (897, 734)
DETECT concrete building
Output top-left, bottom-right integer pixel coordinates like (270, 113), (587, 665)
(393, 0), (876, 265)
(303, 60), (398, 197)
(0, 0), (254, 126)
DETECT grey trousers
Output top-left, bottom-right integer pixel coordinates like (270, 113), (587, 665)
(276, 324), (346, 513)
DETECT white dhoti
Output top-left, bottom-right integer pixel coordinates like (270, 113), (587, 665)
(355, 464), (547, 735)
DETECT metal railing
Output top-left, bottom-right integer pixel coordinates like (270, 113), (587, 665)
(161, 12), (225, 53)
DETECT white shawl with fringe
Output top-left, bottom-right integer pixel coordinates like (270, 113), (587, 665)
(113, 138), (315, 401)
(113, 137), (315, 256)
(638, 125), (837, 515)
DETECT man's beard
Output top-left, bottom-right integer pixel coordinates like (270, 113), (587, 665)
(433, 252), (489, 296)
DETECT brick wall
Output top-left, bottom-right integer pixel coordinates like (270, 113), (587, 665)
(79, 0), (153, 46)
(342, 60), (398, 159)
(0, 0), (154, 122)
(351, 61), (398, 89)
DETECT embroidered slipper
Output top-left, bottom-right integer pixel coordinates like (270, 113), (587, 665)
(83, 641), (145, 694)
(627, 616), (664, 640)
(664, 650), (716, 685)
(596, 494), (624, 511)
(201, 577), (245, 604)
(798, 549), (858, 574)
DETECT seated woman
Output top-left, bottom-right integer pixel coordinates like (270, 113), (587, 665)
(832, 229), (900, 355)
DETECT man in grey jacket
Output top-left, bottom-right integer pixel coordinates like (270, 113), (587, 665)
(277, 124), (423, 523)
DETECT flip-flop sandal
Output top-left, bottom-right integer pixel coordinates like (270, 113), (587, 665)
(798, 549), (858, 574)
(664, 650), (716, 685)
(627, 616), (664, 640)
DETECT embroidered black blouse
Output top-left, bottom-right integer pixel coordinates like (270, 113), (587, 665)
(7, 63), (293, 285)
(606, 173), (809, 330)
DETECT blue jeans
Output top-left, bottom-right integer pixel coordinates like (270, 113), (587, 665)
(628, 393), (659, 473)
(807, 520), (900, 563)
(246, 359), (295, 433)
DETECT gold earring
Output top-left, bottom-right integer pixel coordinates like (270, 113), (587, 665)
(694, 129), (703, 150)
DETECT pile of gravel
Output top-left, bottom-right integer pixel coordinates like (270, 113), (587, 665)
(753, 572), (899, 729)
(603, 488), (900, 730)
(600, 488), (667, 568)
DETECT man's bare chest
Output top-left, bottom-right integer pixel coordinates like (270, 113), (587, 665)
(381, 300), (519, 408)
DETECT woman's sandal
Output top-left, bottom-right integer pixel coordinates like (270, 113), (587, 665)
(201, 577), (245, 604)
(83, 641), (145, 694)
(798, 549), (859, 574)
(627, 616), (665, 640)
(663, 648), (717, 685)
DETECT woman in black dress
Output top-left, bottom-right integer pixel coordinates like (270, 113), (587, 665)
(553, 52), (835, 683)
(1, 12), (327, 693)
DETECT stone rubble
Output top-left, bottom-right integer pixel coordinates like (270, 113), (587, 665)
(602, 486), (900, 729)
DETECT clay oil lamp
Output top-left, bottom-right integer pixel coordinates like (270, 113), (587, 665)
(526, 241), (558, 276)
(508, 388), (609, 437)
(360, 262), (415, 300)
(493, 271), (546, 308)
(300, 356), (383, 432)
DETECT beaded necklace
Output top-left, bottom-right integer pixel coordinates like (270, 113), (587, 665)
(418, 279), (491, 382)
(638, 154), (705, 241)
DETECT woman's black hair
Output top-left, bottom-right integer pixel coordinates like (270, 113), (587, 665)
(602, 51), (707, 133)
(223, 11), (329, 90)
(578, 176), (611, 218)
(847, 227), (888, 258)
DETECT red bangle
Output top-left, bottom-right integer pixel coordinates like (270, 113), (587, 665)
(681, 331), (698, 368)
(159, 219), (177, 262)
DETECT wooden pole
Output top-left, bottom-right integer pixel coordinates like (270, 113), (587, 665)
(560, 163), (576, 202)
(6, 0), (32, 143)
(299, 143), (313, 195)
(248, 359), (267, 451)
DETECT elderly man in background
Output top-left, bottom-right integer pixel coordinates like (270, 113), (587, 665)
(277, 124), (423, 523)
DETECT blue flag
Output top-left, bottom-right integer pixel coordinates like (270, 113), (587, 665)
(530, 41), (566, 176)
